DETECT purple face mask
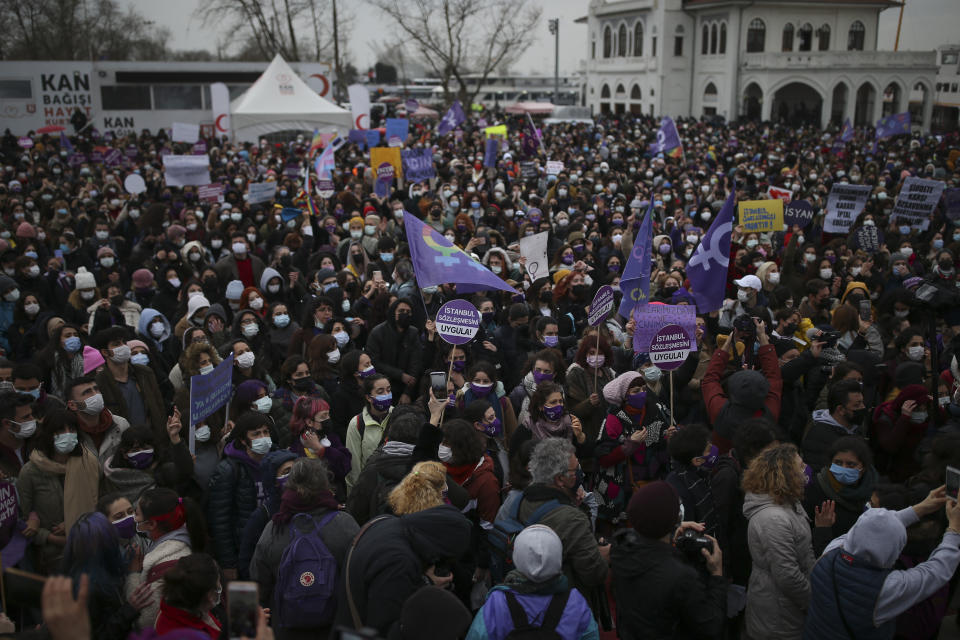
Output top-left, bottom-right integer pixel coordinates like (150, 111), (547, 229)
(358, 365), (377, 378)
(113, 514), (137, 539)
(561, 254), (574, 265)
(126, 449), (154, 470)
(451, 359), (466, 373)
(447, 393), (457, 408)
(543, 404), (564, 421)
(543, 335), (559, 348)
(469, 382), (493, 397)
(699, 445), (719, 469)
(482, 418), (502, 437)
(533, 370), (554, 384)
(803, 463), (813, 487)
(626, 391), (647, 409)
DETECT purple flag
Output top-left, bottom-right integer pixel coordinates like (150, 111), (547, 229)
(839, 118), (853, 143)
(365, 130), (381, 148)
(617, 201), (653, 318)
(59, 131), (73, 153)
(521, 115), (539, 159)
(648, 117), (682, 156)
(348, 129), (367, 149)
(483, 138), (499, 168)
(686, 190), (735, 314)
(876, 112), (911, 141)
(405, 98), (419, 112)
(402, 212), (517, 294)
(437, 100), (466, 136)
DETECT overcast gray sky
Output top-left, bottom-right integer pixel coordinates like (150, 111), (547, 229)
(128, 0), (958, 75)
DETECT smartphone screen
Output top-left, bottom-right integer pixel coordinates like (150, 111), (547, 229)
(430, 371), (447, 398)
(228, 582), (259, 640)
(859, 300), (871, 322)
(947, 466), (960, 502)
(373, 270), (383, 282)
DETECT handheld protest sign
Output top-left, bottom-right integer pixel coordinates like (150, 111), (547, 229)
(649, 324), (692, 371)
(124, 173), (146, 195)
(588, 285), (615, 327)
(436, 299), (481, 345)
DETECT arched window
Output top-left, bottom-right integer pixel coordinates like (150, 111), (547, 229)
(674, 24), (684, 57)
(631, 85), (642, 99)
(817, 24), (830, 51)
(601, 84), (611, 99)
(615, 84), (626, 97)
(711, 24), (718, 54)
(847, 21), (865, 51)
(746, 18), (765, 53)
(719, 23), (727, 53)
(702, 25), (709, 54)
(634, 22), (643, 56)
(704, 82), (718, 99)
(798, 23), (813, 51)
(618, 24), (627, 56)
(603, 26), (612, 58)
(782, 24), (794, 52)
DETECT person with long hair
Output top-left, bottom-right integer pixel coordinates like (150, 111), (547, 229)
(742, 443), (815, 640)
(251, 457), (360, 637)
(173, 341), (225, 487)
(565, 333), (616, 447)
(155, 553), (223, 638)
(387, 461), (448, 515)
(345, 373), (394, 493)
(18, 408), (100, 575)
(37, 323), (85, 399)
(290, 395), (351, 497)
(510, 382), (587, 455)
(127, 487), (207, 629)
(306, 332), (341, 397)
(456, 360), (518, 450)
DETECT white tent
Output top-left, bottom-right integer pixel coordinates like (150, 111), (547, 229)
(230, 54), (351, 142)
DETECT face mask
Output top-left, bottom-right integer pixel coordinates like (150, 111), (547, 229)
(359, 365), (376, 378)
(110, 345), (131, 364)
(242, 323), (259, 338)
(829, 463), (861, 485)
(364, 225), (376, 236)
(907, 345), (925, 361)
(211, 239), (223, 249)
(198, 362), (216, 376)
(230, 213), (242, 222)
(253, 396), (272, 414)
(80, 393), (104, 415)
(327, 349), (341, 364)
(438, 444), (453, 462)
(491, 265), (502, 275)
(250, 436), (272, 455)
(699, 445), (720, 469)
(901, 247), (914, 257)
(626, 391), (647, 409)
(820, 268), (833, 280)
(126, 449), (154, 469)
(746, 239), (759, 249)
(543, 404), (564, 421)
(273, 313), (290, 328)
(99, 255), (117, 268)
(248, 296), (264, 310)
(331, 330), (350, 347)
(541, 333), (560, 348)
(586, 354), (605, 368)
(767, 272), (781, 285)
(643, 367), (662, 383)
(54, 432), (78, 454)
(350, 230), (363, 240)
(64, 336), (82, 353)
(372, 392), (393, 412)
(193, 425), (211, 442)
(13, 419), (36, 439)
(232, 242), (247, 255)
(79, 290), (95, 301)
(113, 514), (137, 539)
(469, 382), (493, 397)
(292, 377), (313, 392)
(379, 252), (394, 263)
(910, 411), (928, 424)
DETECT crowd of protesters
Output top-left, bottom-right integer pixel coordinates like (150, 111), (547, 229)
(0, 103), (956, 640)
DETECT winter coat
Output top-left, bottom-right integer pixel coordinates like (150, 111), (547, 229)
(154, 601), (221, 638)
(467, 579), (599, 640)
(77, 410), (130, 466)
(335, 505), (471, 637)
(95, 363), (167, 440)
(803, 466), (878, 556)
(236, 450), (298, 580)
(610, 529), (726, 640)
(346, 445), (415, 526)
(801, 409), (863, 472)
(364, 304), (424, 399)
(206, 442), (264, 570)
(330, 376), (365, 443)
(565, 362), (615, 447)
(214, 252), (266, 289)
(743, 492), (815, 640)
(703, 346), (782, 452)
(345, 406), (393, 493)
(125, 527), (193, 630)
(249, 507), (359, 613)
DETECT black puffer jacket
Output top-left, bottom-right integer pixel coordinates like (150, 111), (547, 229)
(610, 528), (726, 640)
(364, 298), (423, 399)
(335, 504), (471, 637)
(345, 449), (413, 526)
(206, 441), (263, 570)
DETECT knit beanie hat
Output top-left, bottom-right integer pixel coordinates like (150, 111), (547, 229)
(132, 268), (154, 289)
(627, 481), (679, 539)
(512, 524), (563, 582)
(15, 222), (35, 238)
(398, 586), (472, 640)
(186, 295), (210, 321)
(74, 267), (96, 290)
(225, 280), (244, 301)
(82, 345), (104, 375)
(602, 371), (642, 405)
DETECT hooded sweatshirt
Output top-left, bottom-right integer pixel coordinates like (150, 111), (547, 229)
(818, 507), (960, 627)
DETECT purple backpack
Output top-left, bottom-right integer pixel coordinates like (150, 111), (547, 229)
(273, 511), (339, 629)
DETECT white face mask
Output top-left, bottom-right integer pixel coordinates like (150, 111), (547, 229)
(327, 349), (341, 364)
(254, 396), (272, 413)
(737, 289), (751, 303)
(199, 364), (215, 375)
(820, 268), (833, 280)
(907, 345), (925, 361)
(194, 425), (211, 442)
(438, 444), (453, 462)
(249, 297), (263, 310)
(236, 351), (256, 369)
(767, 272), (780, 284)
(80, 393), (105, 415)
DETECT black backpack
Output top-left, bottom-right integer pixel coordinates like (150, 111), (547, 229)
(504, 590), (569, 639)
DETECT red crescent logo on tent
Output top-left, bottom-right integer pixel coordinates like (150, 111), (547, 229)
(310, 74), (330, 97)
(355, 114), (368, 130)
(215, 114), (228, 133)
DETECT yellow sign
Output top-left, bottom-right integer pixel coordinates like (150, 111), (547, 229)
(484, 125), (507, 138)
(370, 147), (402, 179)
(738, 199), (784, 233)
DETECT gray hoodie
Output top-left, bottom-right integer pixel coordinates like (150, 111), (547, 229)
(821, 507), (960, 626)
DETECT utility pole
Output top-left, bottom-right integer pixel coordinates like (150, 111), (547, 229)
(333, 0), (344, 102)
(548, 19), (559, 104)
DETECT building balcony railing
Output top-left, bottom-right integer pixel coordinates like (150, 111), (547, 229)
(742, 50), (936, 71)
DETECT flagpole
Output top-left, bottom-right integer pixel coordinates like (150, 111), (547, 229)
(527, 112), (547, 158)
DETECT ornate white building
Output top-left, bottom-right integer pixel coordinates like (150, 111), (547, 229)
(579, 0), (939, 130)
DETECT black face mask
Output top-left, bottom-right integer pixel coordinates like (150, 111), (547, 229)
(939, 261), (954, 274)
(539, 290), (553, 303)
(847, 407), (868, 423)
(662, 285), (679, 297)
(572, 284), (590, 300)
(292, 377), (313, 391)
(110, 294), (124, 307)
(782, 322), (798, 335)
(396, 313), (411, 329)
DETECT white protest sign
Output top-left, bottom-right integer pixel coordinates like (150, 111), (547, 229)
(171, 122), (200, 144)
(546, 160), (564, 175)
(890, 177), (945, 231)
(247, 181), (278, 204)
(123, 173), (146, 195)
(519, 231), (549, 282)
(163, 155), (211, 187)
(824, 184), (871, 234)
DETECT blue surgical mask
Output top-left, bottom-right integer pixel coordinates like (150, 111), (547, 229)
(379, 253), (394, 263)
(250, 436), (272, 455)
(131, 353), (150, 366)
(63, 336), (81, 353)
(829, 463), (861, 485)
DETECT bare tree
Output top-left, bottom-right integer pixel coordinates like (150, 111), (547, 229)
(368, 0), (541, 104)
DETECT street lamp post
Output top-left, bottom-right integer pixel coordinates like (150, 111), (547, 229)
(548, 18), (559, 104)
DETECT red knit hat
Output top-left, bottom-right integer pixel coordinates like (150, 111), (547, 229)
(626, 481), (679, 539)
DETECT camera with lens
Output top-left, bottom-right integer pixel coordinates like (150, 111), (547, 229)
(733, 314), (756, 338)
(819, 331), (841, 348)
(675, 528), (714, 562)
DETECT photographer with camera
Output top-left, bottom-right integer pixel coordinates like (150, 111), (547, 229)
(610, 481), (725, 640)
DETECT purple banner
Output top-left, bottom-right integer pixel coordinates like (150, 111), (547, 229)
(649, 324), (693, 371)
(944, 187), (960, 222)
(374, 162), (394, 198)
(192, 140), (207, 155)
(104, 148), (122, 167)
(483, 137), (499, 169)
(68, 153), (86, 167)
(633, 304), (698, 354)
(588, 285), (615, 327)
(436, 299), (481, 345)
(784, 200), (815, 228)
(401, 148), (436, 183)
(385, 118), (409, 146)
